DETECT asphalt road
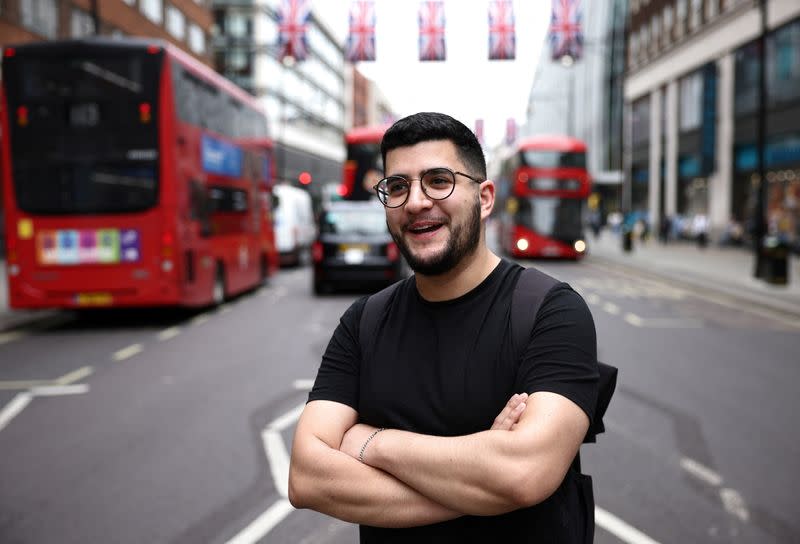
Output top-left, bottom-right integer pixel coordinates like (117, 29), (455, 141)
(1, 258), (798, 544)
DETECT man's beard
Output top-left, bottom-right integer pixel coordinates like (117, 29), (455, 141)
(390, 199), (482, 276)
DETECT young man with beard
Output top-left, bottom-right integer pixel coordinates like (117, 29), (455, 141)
(289, 112), (599, 542)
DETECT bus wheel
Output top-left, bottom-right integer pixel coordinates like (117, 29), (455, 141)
(213, 264), (226, 306)
(259, 254), (270, 285)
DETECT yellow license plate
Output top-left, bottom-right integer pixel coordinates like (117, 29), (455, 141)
(76, 292), (113, 306)
(339, 244), (369, 252)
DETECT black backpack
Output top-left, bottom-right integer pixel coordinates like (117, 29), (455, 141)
(359, 266), (618, 543)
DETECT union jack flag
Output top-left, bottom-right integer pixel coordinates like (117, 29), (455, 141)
(346, 1), (376, 62)
(418, 1), (445, 62)
(276, 0), (311, 62)
(549, 0), (583, 62)
(488, 0), (515, 61)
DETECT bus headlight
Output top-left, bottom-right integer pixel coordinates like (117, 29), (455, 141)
(516, 238), (529, 251)
(574, 240), (586, 253)
(161, 259), (174, 272)
(8, 264), (20, 276)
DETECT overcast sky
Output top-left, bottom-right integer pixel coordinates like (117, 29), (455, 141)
(312, 0), (552, 148)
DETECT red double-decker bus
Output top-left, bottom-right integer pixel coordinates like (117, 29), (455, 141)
(495, 135), (591, 259)
(1, 38), (278, 309)
(338, 125), (390, 201)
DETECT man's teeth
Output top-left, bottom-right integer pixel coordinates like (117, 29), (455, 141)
(411, 224), (440, 233)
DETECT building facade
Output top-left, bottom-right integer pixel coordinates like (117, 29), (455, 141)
(0, 0), (213, 63)
(625, 0), (800, 245)
(212, 0), (346, 188)
(522, 0), (627, 220)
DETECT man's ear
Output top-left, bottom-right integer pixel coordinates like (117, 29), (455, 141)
(479, 180), (495, 220)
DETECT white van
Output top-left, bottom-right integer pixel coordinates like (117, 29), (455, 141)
(273, 184), (316, 267)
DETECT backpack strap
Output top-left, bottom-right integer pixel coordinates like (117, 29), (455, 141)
(359, 281), (402, 361)
(510, 266), (560, 360)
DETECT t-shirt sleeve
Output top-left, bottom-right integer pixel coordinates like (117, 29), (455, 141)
(307, 296), (367, 410)
(516, 284), (599, 422)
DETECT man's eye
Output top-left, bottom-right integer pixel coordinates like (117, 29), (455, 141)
(386, 180), (409, 194)
(428, 176), (450, 186)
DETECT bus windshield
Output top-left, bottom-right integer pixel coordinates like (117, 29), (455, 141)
(3, 49), (162, 214)
(514, 197), (584, 241)
(344, 141), (383, 201)
(522, 150), (586, 169)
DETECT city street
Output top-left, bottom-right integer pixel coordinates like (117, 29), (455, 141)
(1, 255), (798, 544)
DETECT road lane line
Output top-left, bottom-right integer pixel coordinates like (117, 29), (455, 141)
(585, 293), (601, 305)
(158, 327), (181, 341)
(0, 393), (33, 432)
(30, 384), (90, 396)
(191, 313), (211, 325)
(223, 498), (294, 544)
(263, 429), (290, 498)
(268, 403), (306, 432)
(0, 380), (49, 390)
(680, 457), (723, 487)
(595, 507), (661, 544)
(720, 488), (750, 522)
(293, 379), (314, 390)
(603, 302), (621, 315)
(56, 366), (94, 385)
(112, 344), (143, 361)
(624, 313), (643, 326)
(0, 331), (27, 346)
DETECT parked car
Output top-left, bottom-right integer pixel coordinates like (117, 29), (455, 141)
(273, 184), (316, 267)
(312, 200), (407, 294)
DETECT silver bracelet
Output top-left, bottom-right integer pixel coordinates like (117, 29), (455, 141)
(358, 428), (385, 463)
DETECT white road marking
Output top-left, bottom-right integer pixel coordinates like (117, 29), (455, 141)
(720, 488), (750, 522)
(158, 327), (181, 341)
(624, 314), (703, 328)
(263, 430), (290, 498)
(112, 344), (143, 361)
(57, 366), (93, 385)
(30, 384), (90, 396)
(223, 499), (294, 544)
(595, 507), (662, 544)
(293, 379), (314, 391)
(0, 393), (33, 432)
(217, 306), (232, 315)
(624, 313), (644, 327)
(603, 302), (621, 315)
(268, 402), (306, 432)
(680, 457), (723, 487)
(585, 293), (601, 305)
(191, 313), (211, 326)
(0, 330), (27, 346)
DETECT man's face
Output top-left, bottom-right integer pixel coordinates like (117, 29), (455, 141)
(384, 140), (483, 276)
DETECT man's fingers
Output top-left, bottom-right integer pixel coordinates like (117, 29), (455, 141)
(491, 393), (528, 430)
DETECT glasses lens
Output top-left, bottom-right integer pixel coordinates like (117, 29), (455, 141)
(378, 176), (410, 207)
(421, 168), (456, 200)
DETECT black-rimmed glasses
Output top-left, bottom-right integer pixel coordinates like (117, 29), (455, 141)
(372, 167), (484, 208)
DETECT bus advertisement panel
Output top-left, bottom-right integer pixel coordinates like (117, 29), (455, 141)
(1, 38), (278, 309)
(496, 135), (591, 259)
(338, 125), (390, 201)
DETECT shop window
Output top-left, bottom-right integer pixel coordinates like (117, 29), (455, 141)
(71, 8), (95, 37)
(20, 0), (58, 38)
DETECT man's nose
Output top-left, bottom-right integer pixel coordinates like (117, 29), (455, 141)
(404, 180), (433, 212)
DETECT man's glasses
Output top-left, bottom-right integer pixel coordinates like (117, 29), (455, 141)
(373, 167), (484, 208)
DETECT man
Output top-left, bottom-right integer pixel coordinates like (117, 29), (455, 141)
(289, 112), (599, 542)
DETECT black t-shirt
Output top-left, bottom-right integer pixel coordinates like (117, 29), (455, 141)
(309, 259), (599, 543)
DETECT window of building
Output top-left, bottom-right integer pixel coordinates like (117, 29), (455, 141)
(227, 13), (250, 38)
(734, 40), (760, 115)
(652, 15), (661, 52)
(20, 0), (58, 38)
(166, 5), (186, 40)
(140, 0), (163, 25)
(767, 18), (800, 104)
(705, 0), (718, 20)
(676, 0), (687, 37)
(690, 0), (702, 31)
(189, 23), (206, 54)
(121, 0), (134, 6)
(679, 70), (703, 131)
(663, 5), (673, 45)
(71, 8), (95, 37)
(632, 96), (651, 146)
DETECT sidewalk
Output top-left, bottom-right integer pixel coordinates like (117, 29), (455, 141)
(586, 230), (800, 317)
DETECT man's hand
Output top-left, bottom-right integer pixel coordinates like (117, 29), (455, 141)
(490, 392), (528, 431)
(340, 393), (528, 463)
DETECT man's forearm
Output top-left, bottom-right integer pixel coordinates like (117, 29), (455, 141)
(365, 428), (539, 515)
(289, 435), (461, 528)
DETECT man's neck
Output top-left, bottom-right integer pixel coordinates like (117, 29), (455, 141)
(414, 245), (501, 302)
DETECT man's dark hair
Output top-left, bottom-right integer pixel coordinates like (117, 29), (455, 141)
(381, 112), (487, 179)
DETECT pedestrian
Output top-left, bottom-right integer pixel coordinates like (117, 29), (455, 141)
(289, 112), (600, 542)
